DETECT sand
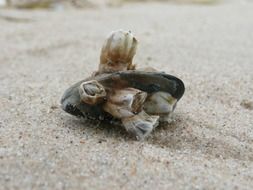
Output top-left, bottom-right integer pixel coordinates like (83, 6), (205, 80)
(0, 1), (253, 189)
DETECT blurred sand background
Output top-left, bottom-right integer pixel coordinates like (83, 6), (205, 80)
(0, 0), (253, 189)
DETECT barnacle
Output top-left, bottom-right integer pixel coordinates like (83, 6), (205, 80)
(79, 80), (106, 105)
(98, 30), (137, 74)
(61, 29), (185, 140)
(144, 92), (178, 122)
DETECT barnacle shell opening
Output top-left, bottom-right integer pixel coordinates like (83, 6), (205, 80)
(99, 29), (138, 73)
(79, 80), (106, 105)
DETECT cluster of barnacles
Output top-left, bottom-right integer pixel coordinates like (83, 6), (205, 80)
(61, 30), (185, 140)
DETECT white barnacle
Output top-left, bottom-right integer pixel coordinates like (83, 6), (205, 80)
(99, 29), (138, 74)
(79, 80), (106, 105)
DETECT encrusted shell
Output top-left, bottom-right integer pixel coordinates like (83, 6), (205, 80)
(61, 29), (185, 140)
(61, 71), (184, 119)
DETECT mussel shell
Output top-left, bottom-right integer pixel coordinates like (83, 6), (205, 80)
(61, 71), (185, 120)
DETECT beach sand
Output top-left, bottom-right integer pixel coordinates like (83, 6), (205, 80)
(0, 1), (253, 189)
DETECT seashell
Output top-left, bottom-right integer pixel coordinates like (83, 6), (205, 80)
(61, 71), (184, 137)
(61, 71), (184, 116)
(98, 29), (137, 74)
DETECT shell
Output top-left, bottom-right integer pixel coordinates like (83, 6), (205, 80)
(98, 30), (137, 74)
(61, 71), (184, 120)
